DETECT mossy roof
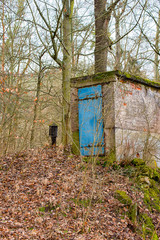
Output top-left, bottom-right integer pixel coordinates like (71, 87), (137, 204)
(71, 70), (160, 89)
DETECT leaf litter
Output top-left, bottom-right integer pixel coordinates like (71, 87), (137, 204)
(0, 148), (159, 239)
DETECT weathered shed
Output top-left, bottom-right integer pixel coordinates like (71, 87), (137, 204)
(71, 71), (160, 167)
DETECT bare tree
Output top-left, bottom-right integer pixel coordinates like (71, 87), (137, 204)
(94, 0), (121, 73)
(62, 0), (74, 146)
(26, 0), (74, 147)
(30, 49), (47, 147)
(0, 0), (33, 154)
(113, 0), (127, 70)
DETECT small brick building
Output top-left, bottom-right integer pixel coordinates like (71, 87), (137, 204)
(71, 71), (160, 167)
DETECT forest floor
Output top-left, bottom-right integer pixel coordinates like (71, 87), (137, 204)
(0, 147), (160, 240)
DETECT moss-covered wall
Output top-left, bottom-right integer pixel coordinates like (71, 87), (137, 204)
(71, 71), (117, 88)
(71, 70), (160, 89)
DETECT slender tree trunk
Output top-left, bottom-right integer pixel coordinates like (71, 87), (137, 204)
(94, 0), (108, 73)
(94, 0), (121, 73)
(1, 0), (6, 149)
(1, 0), (5, 115)
(113, 1), (127, 70)
(1, 0), (5, 85)
(62, 0), (74, 146)
(30, 57), (43, 148)
(115, 14), (121, 70)
(155, 10), (160, 81)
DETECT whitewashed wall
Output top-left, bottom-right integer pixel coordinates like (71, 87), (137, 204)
(114, 77), (160, 167)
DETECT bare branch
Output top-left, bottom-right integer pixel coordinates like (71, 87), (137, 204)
(112, 1), (147, 47)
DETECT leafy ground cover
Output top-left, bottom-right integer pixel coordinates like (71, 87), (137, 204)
(0, 148), (160, 239)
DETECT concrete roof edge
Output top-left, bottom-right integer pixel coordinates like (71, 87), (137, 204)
(116, 70), (160, 89)
(70, 70), (160, 89)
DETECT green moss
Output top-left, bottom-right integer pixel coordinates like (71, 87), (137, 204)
(107, 151), (116, 163)
(143, 184), (160, 212)
(117, 71), (160, 88)
(140, 213), (155, 234)
(92, 71), (116, 80)
(143, 190), (151, 205)
(152, 169), (160, 182)
(149, 188), (159, 197)
(71, 71), (115, 82)
(149, 188), (160, 212)
(114, 190), (132, 206)
(71, 131), (80, 155)
(150, 179), (156, 188)
(71, 71), (114, 88)
(68, 154), (74, 159)
(71, 70), (160, 89)
(136, 165), (160, 182)
(128, 203), (138, 223)
(137, 165), (151, 176)
(114, 191), (138, 223)
(98, 151), (117, 168)
(152, 232), (159, 240)
(113, 160), (160, 237)
(39, 207), (45, 212)
(137, 164), (160, 212)
(131, 158), (145, 166)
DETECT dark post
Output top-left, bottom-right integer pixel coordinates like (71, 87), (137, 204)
(49, 124), (58, 145)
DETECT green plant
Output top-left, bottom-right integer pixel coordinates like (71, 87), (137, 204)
(114, 190), (132, 205)
(140, 213), (156, 238)
(71, 198), (91, 208)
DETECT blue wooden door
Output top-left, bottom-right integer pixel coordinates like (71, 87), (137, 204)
(78, 85), (104, 156)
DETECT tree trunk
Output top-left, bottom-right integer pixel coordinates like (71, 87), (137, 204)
(1, 0), (5, 111)
(154, 10), (160, 82)
(62, 0), (74, 146)
(1, 0), (6, 148)
(94, 0), (108, 73)
(114, 1), (127, 70)
(115, 14), (121, 70)
(30, 55), (43, 148)
(94, 0), (121, 73)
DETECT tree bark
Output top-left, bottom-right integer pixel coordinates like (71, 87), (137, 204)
(1, 0), (6, 148)
(62, 0), (74, 146)
(154, 10), (160, 82)
(30, 58), (43, 148)
(94, 0), (108, 73)
(94, 0), (121, 73)
(1, 0), (5, 111)
(115, 13), (121, 70)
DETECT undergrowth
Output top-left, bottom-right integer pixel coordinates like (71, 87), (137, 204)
(111, 158), (160, 239)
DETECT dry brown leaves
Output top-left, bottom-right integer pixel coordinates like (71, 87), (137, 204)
(0, 148), (159, 239)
